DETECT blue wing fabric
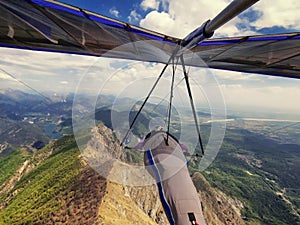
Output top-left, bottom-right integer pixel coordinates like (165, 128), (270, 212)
(0, 0), (299, 78)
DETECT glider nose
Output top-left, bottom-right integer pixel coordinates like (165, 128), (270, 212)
(178, 20), (214, 55)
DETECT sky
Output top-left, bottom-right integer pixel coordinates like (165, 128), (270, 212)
(0, 0), (300, 116)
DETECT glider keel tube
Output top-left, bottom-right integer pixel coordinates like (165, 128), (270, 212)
(179, 20), (214, 54)
(178, 0), (259, 55)
(205, 0), (260, 34)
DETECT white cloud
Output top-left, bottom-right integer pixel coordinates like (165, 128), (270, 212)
(1, 46), (300, 115)
(140, 11), (176, 35)
(109, 8), (120, 18)
(252, 0), (300, 30)
(139, 0), (246, 38)
(128, 10), (142, 23)
(139, 0), (298, 38)
(0, 47), (98, 93)
(0, 70), (14, 81)
(140, 0), (160, 11)
(221, 83), (300, 112)
(0, 47), (172, 95)
(213, 70), (261, 82)
(0, 48), (98, 76)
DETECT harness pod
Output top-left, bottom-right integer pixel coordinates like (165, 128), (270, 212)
(143, 130), (207, 225)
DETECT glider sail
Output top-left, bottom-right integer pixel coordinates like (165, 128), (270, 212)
(0, 0), (299, 78)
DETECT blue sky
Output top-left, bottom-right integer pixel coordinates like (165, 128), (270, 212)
(58, 0), (162, 25)
(0, 0), (300, 115)
(58, 0), (141, 21)
(57, 0), (299, 36)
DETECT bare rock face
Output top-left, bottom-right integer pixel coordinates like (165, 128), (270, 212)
(123, 184), (168, 224)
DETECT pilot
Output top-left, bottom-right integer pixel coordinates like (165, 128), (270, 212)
(129, 127), (207, 225)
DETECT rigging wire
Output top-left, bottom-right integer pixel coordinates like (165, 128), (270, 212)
(0, 67), (53, 103)
(180, 54), (205, 156)
(120, 52), (206, 156)
(151, 77), (184, 116)
(120, 59), (173, 147)
(119, 47), (205, 155)
(186, 52), (196, 75)
(166, 57), (177, 144)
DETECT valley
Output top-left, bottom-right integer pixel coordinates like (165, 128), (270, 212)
(0, 89), (299, 224)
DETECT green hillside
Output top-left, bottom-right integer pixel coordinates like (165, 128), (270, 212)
(0, 136), (106, 225)
(201, 128), (300, 225)
(0, 149), (30, 187)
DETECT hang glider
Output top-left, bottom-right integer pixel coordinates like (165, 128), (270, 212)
(0, 0), (299, 79)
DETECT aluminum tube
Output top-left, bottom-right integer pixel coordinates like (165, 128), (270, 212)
(205, 0), (259, 34)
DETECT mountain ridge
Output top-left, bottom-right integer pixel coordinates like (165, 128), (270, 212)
(0, 124), (245, 224)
